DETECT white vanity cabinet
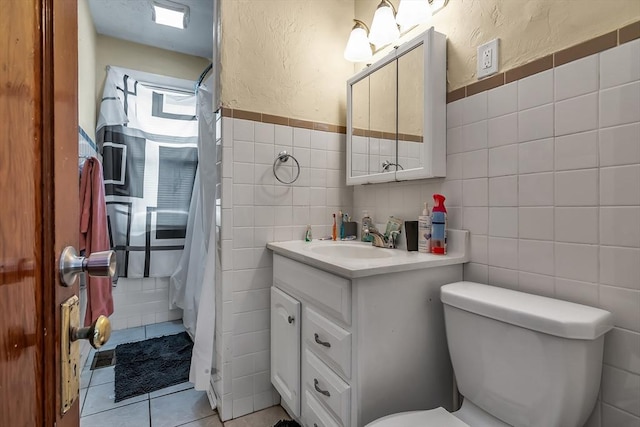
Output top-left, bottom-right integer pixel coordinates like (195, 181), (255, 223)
(270, 253), (464, 427)
(271, 286), (301, 415)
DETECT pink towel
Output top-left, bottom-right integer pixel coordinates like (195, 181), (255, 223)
(79, 157), (114, 326)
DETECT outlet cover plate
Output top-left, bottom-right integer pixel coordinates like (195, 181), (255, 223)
(477, 38), (499, 79)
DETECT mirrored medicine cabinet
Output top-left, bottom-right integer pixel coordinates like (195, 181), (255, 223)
(346, 28), (447, 185)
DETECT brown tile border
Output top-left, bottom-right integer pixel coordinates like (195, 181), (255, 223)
(467, 73), (505, 96)
(554, 31), (617, 66)
(219, 109), (347, 134)
(262, 113), (289, 126)
(448, 19), (640, 103)
(399, 133), (424, 143)
(289, 118), (314, 130)
(446, 87), (466, 103)
(505, 55), (553, 84)
(620, 21), (640, 44)
(233, 109), (262, 122)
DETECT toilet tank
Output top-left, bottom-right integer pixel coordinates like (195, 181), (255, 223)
(441, 282), (613, 427)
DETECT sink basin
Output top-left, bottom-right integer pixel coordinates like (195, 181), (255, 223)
(307, 243), (394, 259)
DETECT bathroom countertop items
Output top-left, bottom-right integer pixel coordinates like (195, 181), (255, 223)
(268, 229), (469, 279)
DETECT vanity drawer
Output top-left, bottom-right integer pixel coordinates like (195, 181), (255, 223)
(303, 307), (351, 379)
(303, 390), (342, 427)
(303, 348), (351, 427)
(274, 254), (351, 325)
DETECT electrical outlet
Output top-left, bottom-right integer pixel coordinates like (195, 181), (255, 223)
(483, 48), (492, 69)
(477, 39), (499, 78)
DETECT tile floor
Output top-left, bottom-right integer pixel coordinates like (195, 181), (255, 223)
(80, 321), (291, 427)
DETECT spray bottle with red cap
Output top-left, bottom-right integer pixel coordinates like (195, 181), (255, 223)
(430, 194), (447, 255)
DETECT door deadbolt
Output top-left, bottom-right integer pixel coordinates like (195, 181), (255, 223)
(59, 246), (116, 286)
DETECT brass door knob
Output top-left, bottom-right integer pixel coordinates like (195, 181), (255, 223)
(71, 315), (111, 349)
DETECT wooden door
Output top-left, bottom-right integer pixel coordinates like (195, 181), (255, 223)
(1, 0), (79, 426)
(271, 287), (301, 417)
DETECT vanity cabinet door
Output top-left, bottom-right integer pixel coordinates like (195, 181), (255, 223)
(271, 287), (301, 417)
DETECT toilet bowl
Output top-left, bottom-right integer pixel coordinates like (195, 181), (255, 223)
(366, 281), (613, 427)
(366, 400), (510, 427)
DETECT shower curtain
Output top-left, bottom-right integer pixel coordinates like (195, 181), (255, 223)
(170, 74), (216, 393)
(97, 66), (199, 280)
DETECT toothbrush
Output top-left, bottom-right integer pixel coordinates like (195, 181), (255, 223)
(332, 213), (337, 241)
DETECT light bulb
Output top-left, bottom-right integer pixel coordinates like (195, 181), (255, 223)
(344, 25), (373, 62)
(396, 0), (431, 32)
(368, 1), (400, 48)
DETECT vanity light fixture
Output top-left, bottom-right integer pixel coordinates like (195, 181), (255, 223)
(396, 0), (432, 32)
(344, 0), (449, 62)
(368, 0), (400, 48)
(344, 20), (373, 62)
(152, 0), (190, 29)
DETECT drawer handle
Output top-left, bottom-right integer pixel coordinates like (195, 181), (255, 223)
(288, 315), (294, 324)
(314, 378), (331, 397)
(314, 333), (331, 348)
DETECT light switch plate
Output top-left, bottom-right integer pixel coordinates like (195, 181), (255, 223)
(477, 38), (499, 79)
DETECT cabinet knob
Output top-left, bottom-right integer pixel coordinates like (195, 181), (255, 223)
(287, 315), (294, 324)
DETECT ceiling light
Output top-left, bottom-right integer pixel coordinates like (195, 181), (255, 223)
(396, 0), (432, 32)
(152, 1), (190, 29)
(344, 20), (373, 62)
(368, 0), (400, 49)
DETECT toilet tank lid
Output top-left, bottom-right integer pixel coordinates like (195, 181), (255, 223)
(441, 282), (614, 340)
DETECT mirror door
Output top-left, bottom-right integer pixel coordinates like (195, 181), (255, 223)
(346, 28), (447, 185)
(351, 76), (370, 178)
(369, 59), (398, 176)
(397, 44), (424, 172)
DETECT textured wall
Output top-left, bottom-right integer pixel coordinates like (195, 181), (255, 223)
(219, 0), (356, 126)
(355, 0), (640, 91)
(78, 0), (97, 141)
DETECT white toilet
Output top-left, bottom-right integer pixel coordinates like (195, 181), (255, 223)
(367, 281), (613, 427)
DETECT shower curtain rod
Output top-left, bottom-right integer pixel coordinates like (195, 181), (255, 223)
(196, 63), (213, 88)
(106, 65), (197, 95)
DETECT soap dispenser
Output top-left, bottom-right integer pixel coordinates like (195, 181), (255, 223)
(430, 194), (447, 255)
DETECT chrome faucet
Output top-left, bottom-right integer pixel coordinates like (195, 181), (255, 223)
(364, 227), (400, 249)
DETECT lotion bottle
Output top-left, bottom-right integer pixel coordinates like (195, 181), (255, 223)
(430, 194), (447, 255)
(418, 202), (431, 253)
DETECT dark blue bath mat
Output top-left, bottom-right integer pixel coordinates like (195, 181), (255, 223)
(273, 421), (301, 427)
(114, 331), (193, 402)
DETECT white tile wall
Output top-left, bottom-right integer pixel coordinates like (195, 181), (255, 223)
(219, 117), (351, 419)
(354, 40), (640, 426)
(109, 277), (182, 330)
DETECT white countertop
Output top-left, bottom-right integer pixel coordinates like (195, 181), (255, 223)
(267, 229), (469, 279)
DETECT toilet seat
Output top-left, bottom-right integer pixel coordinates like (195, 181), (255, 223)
(365, 407), (470, 427)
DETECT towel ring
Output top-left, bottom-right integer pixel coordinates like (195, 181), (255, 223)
(272, 151), (300, 184)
